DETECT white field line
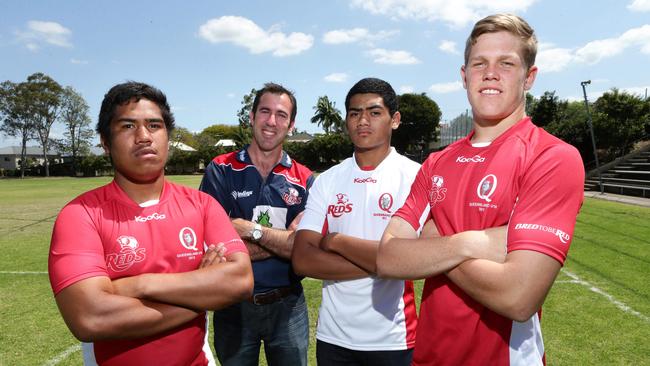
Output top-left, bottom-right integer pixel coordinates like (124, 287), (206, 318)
(0, 271), (47, 274)
(561, 269), (650, 323)
(42, 344), (81, 366)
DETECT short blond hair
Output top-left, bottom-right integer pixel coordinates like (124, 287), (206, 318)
(464, 13), (537, 69)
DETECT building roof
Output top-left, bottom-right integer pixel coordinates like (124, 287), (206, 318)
(169, 141), (197, 151)
(215, 139), (237, 147)
(286, 132), (313, 142)
(0, 146), (59, 156)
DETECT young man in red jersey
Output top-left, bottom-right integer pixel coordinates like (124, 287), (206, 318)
(49, 82), (253, 365)
(377, 14), (584, 366)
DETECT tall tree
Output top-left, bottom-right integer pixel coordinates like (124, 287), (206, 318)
(0, 80), (36, 178)
(235, 88), (255, 146)
(26, 73), (63, 177)
(393, 93), (441, 157)
(58, 86), (93, 176)
(311, 95), (343, 134)
(529, 91), (567, 127)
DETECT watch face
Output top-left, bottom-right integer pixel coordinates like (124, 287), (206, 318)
(252, 226), (263, 241)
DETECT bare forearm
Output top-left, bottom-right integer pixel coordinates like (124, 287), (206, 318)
(258, 227), (294, 259)
(245, 240), (273, 261)
(293, 231), (369, 280)
(326, 233), (378, 274)
(446, 251), (561, 322)
(55, 278), (199, 342)
(377, 235), (468, 279)
(115, 253), (253, 311)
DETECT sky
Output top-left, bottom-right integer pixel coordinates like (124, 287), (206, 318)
(1, 0), (650, 146)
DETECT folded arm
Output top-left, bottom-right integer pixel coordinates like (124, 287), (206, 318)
(377, 216), (506, 279)
(231, 214), (302, 259)
(446, 250), (561, 322)
(111, 251), (253, 311)
(292, 229), (369, 281)
(54, 276), (199, 342)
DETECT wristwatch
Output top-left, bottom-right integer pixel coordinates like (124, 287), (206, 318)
(250, 223), (263, 242)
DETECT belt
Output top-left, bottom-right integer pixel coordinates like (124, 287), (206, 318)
(248, 286), (301, 305)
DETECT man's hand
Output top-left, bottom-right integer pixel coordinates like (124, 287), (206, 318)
(451, 226), (507, 264)
(230, 218), (253, 240)
(200, 243), (227, 268)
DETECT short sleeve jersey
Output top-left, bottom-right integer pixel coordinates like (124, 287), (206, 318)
(49, 180), (247, 366)
(298, 148), (424, 351)
(200, 147), (314, 293)
(395, 118), (584, 365)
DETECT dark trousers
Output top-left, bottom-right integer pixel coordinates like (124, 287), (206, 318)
(316, 339), (413, 366)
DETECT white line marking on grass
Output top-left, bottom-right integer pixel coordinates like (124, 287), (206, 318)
(562, 269), (650, 323)
(42, 344), (81, 366)
(0, 271), (47, 274)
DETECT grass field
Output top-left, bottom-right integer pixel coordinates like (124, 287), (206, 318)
(0, 176), (649, 365)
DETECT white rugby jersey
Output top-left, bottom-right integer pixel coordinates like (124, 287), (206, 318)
(298, 148), (425, 351)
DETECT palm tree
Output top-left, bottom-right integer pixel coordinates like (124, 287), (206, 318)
(311, 96), (344, 134)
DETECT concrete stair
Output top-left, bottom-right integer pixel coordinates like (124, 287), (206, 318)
(585, 149), (650, 198)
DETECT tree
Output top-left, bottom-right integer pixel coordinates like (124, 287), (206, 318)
(200, 124), (239, 142)
(544, 101), (591, 162)
(393, 93), (441, 157)
(170, 126), (198, 148)
(529, 91), (567, 127)
(25, 73), (63, 177)
(0, 80), (36, 178)
(311, 95), (344, 134)
(58, 86), (93, 176)
(235, 88), (255, 146)
(592, 88), (649, 158)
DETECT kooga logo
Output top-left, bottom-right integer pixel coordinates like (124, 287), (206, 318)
(135, 213), (166, 222)
(456, 155), (486, 163)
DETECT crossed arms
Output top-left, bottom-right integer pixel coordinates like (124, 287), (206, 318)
(377, 216), (562, 322)
(55, 250), (253, 342)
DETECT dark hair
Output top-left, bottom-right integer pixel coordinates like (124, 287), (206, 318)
(251, 82), (297, 122)
(345, 78), (398, 116)
(97, 81), (175, 144)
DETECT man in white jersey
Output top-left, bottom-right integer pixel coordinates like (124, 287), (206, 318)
(377, 14), (584, 365)
(292, 78), (423, 366)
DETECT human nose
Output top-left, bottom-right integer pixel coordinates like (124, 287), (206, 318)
(483, 64), (499, 80)
(135, 124), (152, 144)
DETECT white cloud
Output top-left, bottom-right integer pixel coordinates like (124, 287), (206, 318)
(198, 16), (313, 57)
(367, 48), (420, 64)
(322, 28), (398, 45)
(16, 20), (72, 51)
(620, 85), (650, 97)
(400, 85), (415, 94)
(70, 58), (88, 65)
(536, 25), (650, 72)
(324, 73), (348, 83)
(227, 93), (236, 98)
(628, 0), (650, 11)
(429, 81), (464, 94)
(439, 40), (459, 55)
(350, 0), (537, 28)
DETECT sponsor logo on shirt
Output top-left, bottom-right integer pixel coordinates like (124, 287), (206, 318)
(428, 175), (447, 207)
(255, 210), (273, 227)
(134, 212), (166, 222)
(514, 223), (571, 244)
(456, 155), (486, 163)
(328, 193), (353, 217)
(282, 187), (302, 206)
(231, 190), (253, 200)
(277, 171), (301, 184)
(373, 192), (394, 220)
(354, 177), (377, 184)
(106, 235), (146, 272)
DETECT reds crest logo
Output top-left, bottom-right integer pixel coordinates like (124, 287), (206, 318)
(429, 175), (447, 207)
(477, 174), (497, 202)
(282, 187), (302, 206)
(106, 235), (146, 272)
(327, 193), (353, 217)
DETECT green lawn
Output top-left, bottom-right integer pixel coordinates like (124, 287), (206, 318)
(0, 176), (648, 365)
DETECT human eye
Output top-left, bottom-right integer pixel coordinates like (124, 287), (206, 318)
(148, 122), (164, 130)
